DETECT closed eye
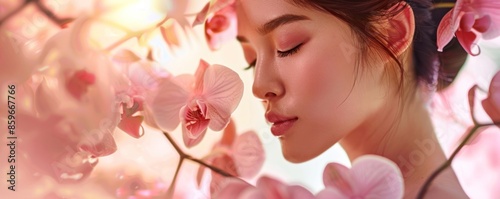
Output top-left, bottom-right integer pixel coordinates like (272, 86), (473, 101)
(277, 43), (303, 58)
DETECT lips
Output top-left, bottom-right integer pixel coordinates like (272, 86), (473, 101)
(266, 113), (298, 137)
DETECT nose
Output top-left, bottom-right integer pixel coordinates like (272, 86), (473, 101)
(252, 60), (284, 101)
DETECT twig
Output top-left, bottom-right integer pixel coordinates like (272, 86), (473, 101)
(163, 131), (184, 155)
(33, 0), (74, 27)
(416, 122), (500, 198)
(166, 158), (184, 199)
(0, 0), (31, 27)
(162, 132), (237, 178)
(104, 15), (169, 51)
(185, 155), (236, 178)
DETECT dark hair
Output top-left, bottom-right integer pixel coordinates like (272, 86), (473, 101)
(288, 0), (466, 91)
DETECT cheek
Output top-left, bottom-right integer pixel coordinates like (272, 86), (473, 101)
(285, 39), (358, 116)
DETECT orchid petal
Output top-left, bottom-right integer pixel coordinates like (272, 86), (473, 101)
(149, 77), (190, 131)
(0, 30), (35, 84)
(349, 155), (404, 199)
(482, 71), (500, 125)
(80, 132), (117, 157)
(65, 69), (96, 99)
(257, 176), (289, 199)
(459, 13), (475, 32)
(322, 162), (354, 196)
(210, 154), (240, 195)
(220, 118), (236, 146)
(181, 103), (210, 139)
(194, 59), (211, 93)
(232, 131), (265, 178)
(193, 0), (235, 26)
(471, 0), (500, 39)
(455, 29), (479, 56)
(316, 187), (350, 199)
(213, 178), (253, 199)
(193, 3), (211, 26)
(437, 10), (455, 52)
(118, 115), (145, 138)
(202, 64), (244, 131)
(473, 15), (491, 33)
(35, 79), (60, 116)
(205, 5), (237, 50)
(286, 185), (315, 199)
(181, 120), (208, 148)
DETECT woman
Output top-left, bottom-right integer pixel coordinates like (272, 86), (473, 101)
(234, 0), (468, 198)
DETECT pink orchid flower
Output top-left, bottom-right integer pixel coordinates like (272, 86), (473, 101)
(17, 113), (98, 183)
(193, 0), (236, 26)
(193, 0), (237, 50)
(204, 4), (237, 50)
(0, 28), (36, 84)
(482, 71), (500, 125)
(316, 155), (403, 199)
(215, 176), (315, 199)
(112, 49), (171, 138)
(150, 60), (244, 148)
(196, 120), (265, 195)
(437, 0), (500, 55)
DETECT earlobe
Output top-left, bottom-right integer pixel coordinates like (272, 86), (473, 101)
(387, 2), (415, 56)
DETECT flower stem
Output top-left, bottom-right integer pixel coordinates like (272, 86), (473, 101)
(0, 0), (31, 27)
(163, 131), (184, 156)
(185, 154), (236, 178)
(104, 15), (169, 51)
(163, 132), (237, 191)
(417, 122), (500, 198)
(166, 157), (184, 199)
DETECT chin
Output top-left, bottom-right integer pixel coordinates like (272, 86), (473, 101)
(280, 136), (337, 163)
(280, 143), (317, 163)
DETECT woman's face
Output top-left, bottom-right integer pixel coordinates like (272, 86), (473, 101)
(236, 0), (391, 163)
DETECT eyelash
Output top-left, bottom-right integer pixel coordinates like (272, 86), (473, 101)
(244, 43), (303, 70)
(277, 43), (303, 58)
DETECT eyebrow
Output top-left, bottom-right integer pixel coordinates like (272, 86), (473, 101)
(237, 14), (310, 43)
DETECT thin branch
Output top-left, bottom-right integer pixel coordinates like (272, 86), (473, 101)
(104, 15), (169, 51)
(417, 122), (500, 198)
(162, 131), (237, 178)
(166, 158), (184, 199)
(185, 155), (237, 178)
(162, 131), (185, 156)
(33, 0), (74, 27)
(0, 0), (31, 27)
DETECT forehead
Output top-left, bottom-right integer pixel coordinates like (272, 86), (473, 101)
(235, 0), (308, 34)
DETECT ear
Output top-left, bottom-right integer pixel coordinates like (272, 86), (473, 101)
(386, 2), (415, 57)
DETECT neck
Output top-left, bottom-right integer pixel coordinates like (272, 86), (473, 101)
(339, 89), (450, 196)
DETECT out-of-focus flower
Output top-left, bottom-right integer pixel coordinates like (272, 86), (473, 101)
(437, 0), (500, 55)
(196, 120), (265, 195)
(149, 59), (244, 148)
(12, 16), (132, 183)
(17, 113), (99, 183)
(112, 49), (171, 138)
(215, 176), (315, 199)
(204, 4), (237, 50)
(316, 155), (403, 199)
(193, 0), (236, 26)
(192, 0), (237, 50)
(0, 28), (37, 84)
(482, 71), (500, 125)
